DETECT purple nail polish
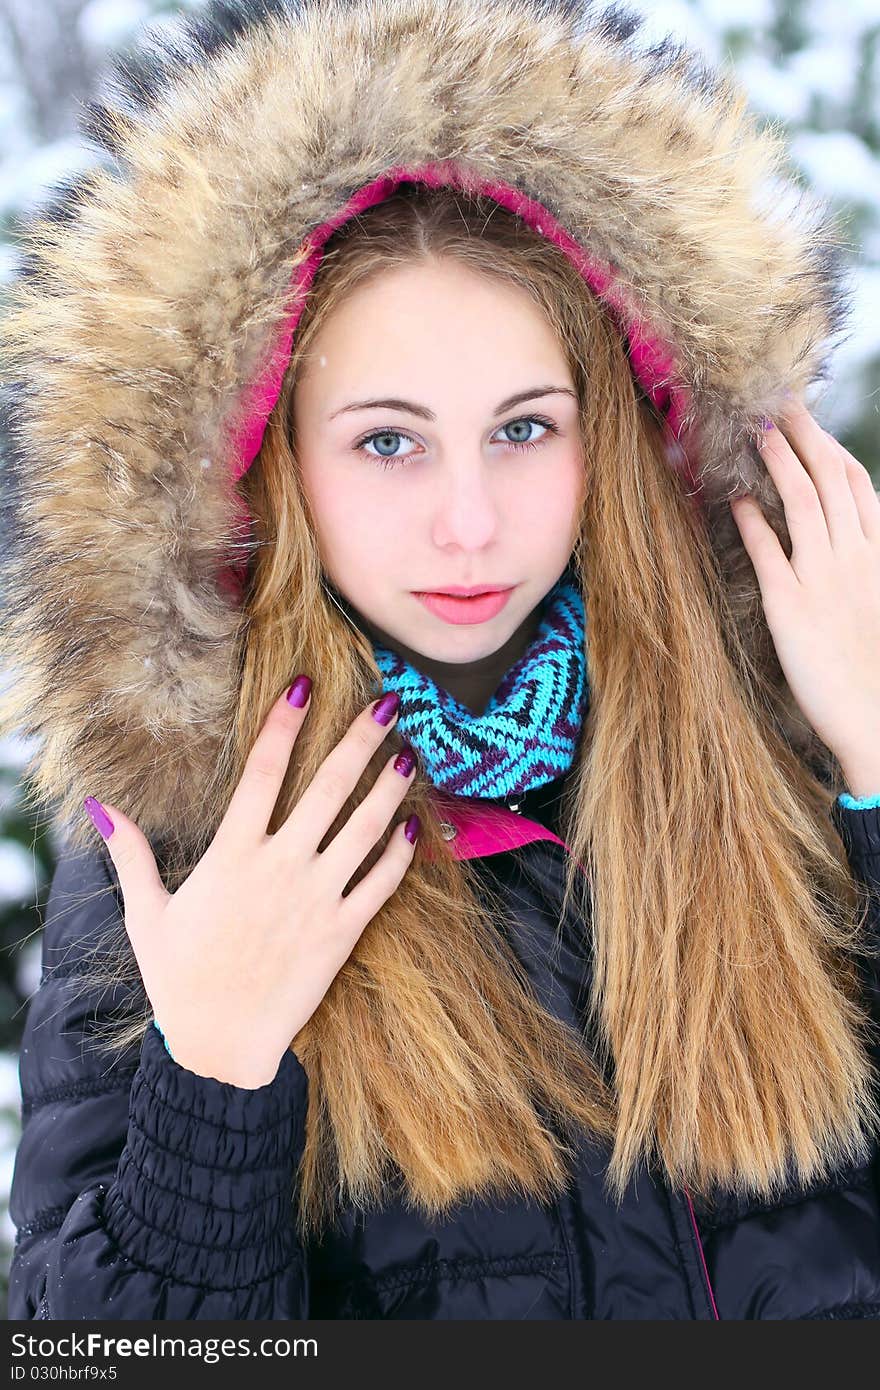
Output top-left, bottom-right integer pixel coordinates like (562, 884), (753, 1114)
(372, 691), (400, 725)
(393, 742), (418, 778)
(84, 796), (115, 839)
(404, 813), (421, 844)
(286, 674), (312, 707)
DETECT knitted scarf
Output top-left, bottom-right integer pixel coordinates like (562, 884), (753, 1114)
(370, 570), (588, 800)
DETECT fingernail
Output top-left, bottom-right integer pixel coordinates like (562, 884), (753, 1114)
(84, 796), (115, 839)
(372, 691), (400, 725)
(760, 417), (774, 432)
(286, 674), (312, 707)
(394, 741), (418, 777)
(404, 813), (421, 844)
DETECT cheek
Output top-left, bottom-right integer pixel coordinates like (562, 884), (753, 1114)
(522, 453), (583, 530)
(302, 461), (398, 565)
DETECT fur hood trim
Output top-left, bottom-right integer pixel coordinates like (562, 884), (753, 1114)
(0, 0), (852, 845)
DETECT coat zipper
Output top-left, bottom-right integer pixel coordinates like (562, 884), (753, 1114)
(527, 829), (722, 1319)
(682, 1183), (720, 1319)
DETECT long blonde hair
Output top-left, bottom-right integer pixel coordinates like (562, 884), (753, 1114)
(75, 182), (879, 1242)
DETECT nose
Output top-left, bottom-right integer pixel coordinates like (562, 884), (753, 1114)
(430, 462), (501, 552)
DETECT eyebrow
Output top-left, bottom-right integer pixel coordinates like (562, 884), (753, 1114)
(327, 386), (578, 421)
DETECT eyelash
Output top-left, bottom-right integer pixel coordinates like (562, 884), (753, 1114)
(352, 414), (561, 470)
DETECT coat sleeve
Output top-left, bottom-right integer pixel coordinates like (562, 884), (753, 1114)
(830, 794), (880, 1071)
(7, 840), (312, 1320)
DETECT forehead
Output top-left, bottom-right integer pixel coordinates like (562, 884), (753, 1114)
(295, 268), (574, 412)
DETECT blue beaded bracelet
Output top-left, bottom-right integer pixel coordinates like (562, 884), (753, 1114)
(837, 791), (880, 811)
(152, 1018), (175, 1061)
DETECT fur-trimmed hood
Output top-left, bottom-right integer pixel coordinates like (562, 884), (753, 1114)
(0, 0), (853, 851)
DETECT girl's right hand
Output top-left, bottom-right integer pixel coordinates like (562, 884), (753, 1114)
(84, 680), (420, 1087)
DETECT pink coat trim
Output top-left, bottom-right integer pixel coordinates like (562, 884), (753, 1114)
(429, 793), (569, 859)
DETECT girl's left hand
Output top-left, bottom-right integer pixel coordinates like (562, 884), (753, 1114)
(729, 395), (880, 771)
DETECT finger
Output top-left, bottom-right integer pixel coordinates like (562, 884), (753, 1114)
(83, 797), (171, 927)
(822, 431), (880, 545)
(219, 676), (313, 845)
(316, 741), (418, 885)
(275, 691), (401, 855)
(335, 816), (419, 939)
(729, 493), (799, 597)
(765, 400), (864, 549)
(755, 424), (832, 565)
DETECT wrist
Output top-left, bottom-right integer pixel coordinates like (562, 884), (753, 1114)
(152, 1019), (281, 1089)
(835, 751), (880, 802)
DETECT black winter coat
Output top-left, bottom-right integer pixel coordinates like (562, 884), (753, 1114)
(8, 779), (880, 1320)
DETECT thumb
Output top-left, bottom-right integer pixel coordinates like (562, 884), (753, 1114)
(83, 795), (170, 924)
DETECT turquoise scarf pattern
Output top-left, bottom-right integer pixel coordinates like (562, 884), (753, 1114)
(371, 572), (588, 800)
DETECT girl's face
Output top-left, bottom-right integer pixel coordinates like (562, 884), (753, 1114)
(292, 258), (584, 666)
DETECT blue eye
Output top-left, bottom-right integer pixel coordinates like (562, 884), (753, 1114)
(499, 416), (558, 451)
(355, 428), (420, 468)
(353, 415), (561, 470)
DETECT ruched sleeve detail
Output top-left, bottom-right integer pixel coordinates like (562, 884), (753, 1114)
(99, 1021), (309, 1297)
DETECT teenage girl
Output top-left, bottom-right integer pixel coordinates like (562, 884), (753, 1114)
(4, 0), (880, 1319)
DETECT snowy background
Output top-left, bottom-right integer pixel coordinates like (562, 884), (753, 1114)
(1, 0), (879, 1315)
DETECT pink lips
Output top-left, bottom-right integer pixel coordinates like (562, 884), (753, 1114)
(415, 588), (514, 624)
